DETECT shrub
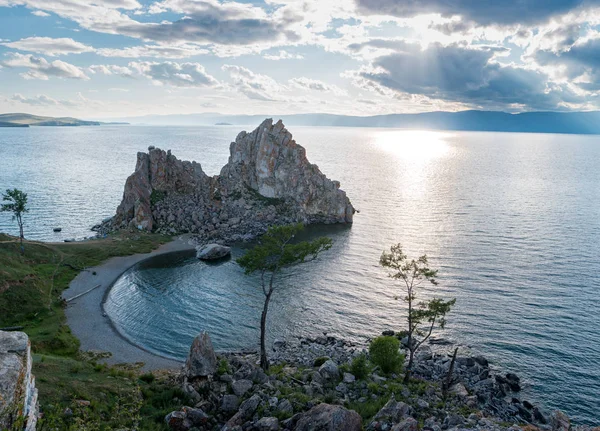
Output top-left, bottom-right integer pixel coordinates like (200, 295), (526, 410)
(369, 336), (403, 375)
(350, 353), (369, 380)
(139, 372), (155, 384)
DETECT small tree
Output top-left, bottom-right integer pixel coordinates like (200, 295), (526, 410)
(1, 188), (29, 254)
(380, 243), (455, 382)
(238, 223), (332, 370)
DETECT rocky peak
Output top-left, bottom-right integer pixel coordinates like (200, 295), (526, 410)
(108, 119), (354, 239)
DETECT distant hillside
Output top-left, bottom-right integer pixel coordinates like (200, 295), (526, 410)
(0, 113), (118, 127)
(0, 121), (28, 127)
(110, 110), (600, 135)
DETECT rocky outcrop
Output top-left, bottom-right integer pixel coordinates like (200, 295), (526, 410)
(184, 332), (217, 379)
(292, 404), (362, 431)
(0, 330), (38, 431)
(105, 119), (354, 240)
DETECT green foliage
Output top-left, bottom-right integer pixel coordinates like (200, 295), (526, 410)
(380, 243), (455, 380)
(350, 353), (369, 380)
(348, 397), (388, 420)
(237, 223), (333, 277)
(313, 356), (330, 367)
(216, 358), (230, 376)
(150, 190), (166, 206)
(369, 336), (403, 375)
(1, 188), (29, 220)
(139, 372), (155, 384)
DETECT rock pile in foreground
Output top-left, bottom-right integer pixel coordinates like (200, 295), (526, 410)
(100, 119), (354, 242)
(0, 330), (38, 431)
(165, 332), (595, 431)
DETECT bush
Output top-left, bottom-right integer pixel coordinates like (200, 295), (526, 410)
(139, 372), (155, 384)
(369, 336), (403, 375)
(350, 353), (369, 380)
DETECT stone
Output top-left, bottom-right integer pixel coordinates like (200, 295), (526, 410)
(343, 373), (356, 383)
(196, 243), (231, 260)
(551, 410), (570, 431)
(256, 416), (280, 431)
(318, 360), (339, 381)
(225, 394), (262, 428)
(533, 406), (549, 424)
(165, 410), (190, 431)
(183, 406), (209, 426)
(278, 399), (294, 415)
(292, 403), (362, 431)
(450, 382), (469, 398)
(221, 394), (240, 412)
(391, 417), (418, 431)
(232, 379), (253, 397)
(371, 396), (410, 424)
(0, 330), (38, 431)
(184, 331), (217, 379)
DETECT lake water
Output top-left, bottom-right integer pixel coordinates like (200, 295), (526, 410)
(1, 125), (599, 424)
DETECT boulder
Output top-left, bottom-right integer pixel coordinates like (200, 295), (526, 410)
(318, 360), (339, 381)
(196, 243), (231, 260)
(225, 394), (262, 428)
(368, 396), (410, 429)
(391, 417), (418, 431)
(292, 403), (362, 431)
(184, 331), (217, 379)
(221, 394), (240, 413)
(0, 330), (38, 431)
(256, 416), (280, 431)
(232, 379), (253, 397)
(551, 410), (570, 431)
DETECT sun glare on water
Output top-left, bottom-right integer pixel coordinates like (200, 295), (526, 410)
(375, 130), (452, 161)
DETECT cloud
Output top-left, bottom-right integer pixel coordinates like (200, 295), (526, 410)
(263, 50), (304, 61)
(31, 10), (49, 17)
(352, 43), (585, 110)
(289, 77), (347, 95)
(88, 64), (134, 77)
(130, 61), (219, 87)
(11, 93), (78, 106)
(354, 0), (600, 26)
(97, 45), (209, 59)
(222, 64), (284, 101)
(2, 37), (93, 56)
(1, 53), (88, 80)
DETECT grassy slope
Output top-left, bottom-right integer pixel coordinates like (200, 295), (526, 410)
(0, 113), (99, 126)
(0, 232), (191, 430)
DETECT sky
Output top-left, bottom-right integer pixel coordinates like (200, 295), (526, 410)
(0, 0), (600, 118)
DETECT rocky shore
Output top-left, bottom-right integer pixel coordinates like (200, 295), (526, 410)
(95, 119), (354, 244)
(164, 332), (594, 431)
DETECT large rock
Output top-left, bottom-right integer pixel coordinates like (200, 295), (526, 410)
(196, 243), (231, 260)
(184, 331), (217, 379)
(0, 330), (38, 431)
(110, 119), (354, 235)
(292, 403), (362, 431)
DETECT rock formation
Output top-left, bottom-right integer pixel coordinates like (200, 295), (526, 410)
(106, 119), (354, 240)
(0, 330), (38, 431)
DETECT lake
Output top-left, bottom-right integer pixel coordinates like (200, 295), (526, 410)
(1, 125), (599, 424)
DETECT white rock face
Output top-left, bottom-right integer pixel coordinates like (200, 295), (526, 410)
(108, 119), (354, 239)
(0, 330), (38, 431)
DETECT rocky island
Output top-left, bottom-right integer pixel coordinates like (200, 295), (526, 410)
(100, 119), (354, 241)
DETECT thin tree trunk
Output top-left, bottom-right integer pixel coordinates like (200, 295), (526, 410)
(18, 215), (24, 255)
(260, 291), (273, 370)
(404, 287), (413, 383)
(443, 347), (459, 399)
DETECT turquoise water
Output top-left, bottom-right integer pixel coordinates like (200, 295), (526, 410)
(1, 126), (599, 423)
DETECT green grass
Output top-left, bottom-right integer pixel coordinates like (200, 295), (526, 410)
(0, 230), (174, 430)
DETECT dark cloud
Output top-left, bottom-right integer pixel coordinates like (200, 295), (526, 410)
(532, 35), (600, 89)
(359, 43), (580, 110)
(354, 0), (598, 26)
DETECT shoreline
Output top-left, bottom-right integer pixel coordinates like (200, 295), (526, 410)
(63, 234), (197, 370)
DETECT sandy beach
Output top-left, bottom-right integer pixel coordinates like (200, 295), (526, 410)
(62, 235), (196, 370)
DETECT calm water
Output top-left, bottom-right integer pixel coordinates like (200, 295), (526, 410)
(1, 126), (599, 423)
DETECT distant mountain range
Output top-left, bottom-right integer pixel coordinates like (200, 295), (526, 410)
(0, 113), (127, 127)
(107, 110), (600, 134)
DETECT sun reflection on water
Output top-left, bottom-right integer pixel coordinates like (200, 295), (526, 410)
(375, 130), (452, 160)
